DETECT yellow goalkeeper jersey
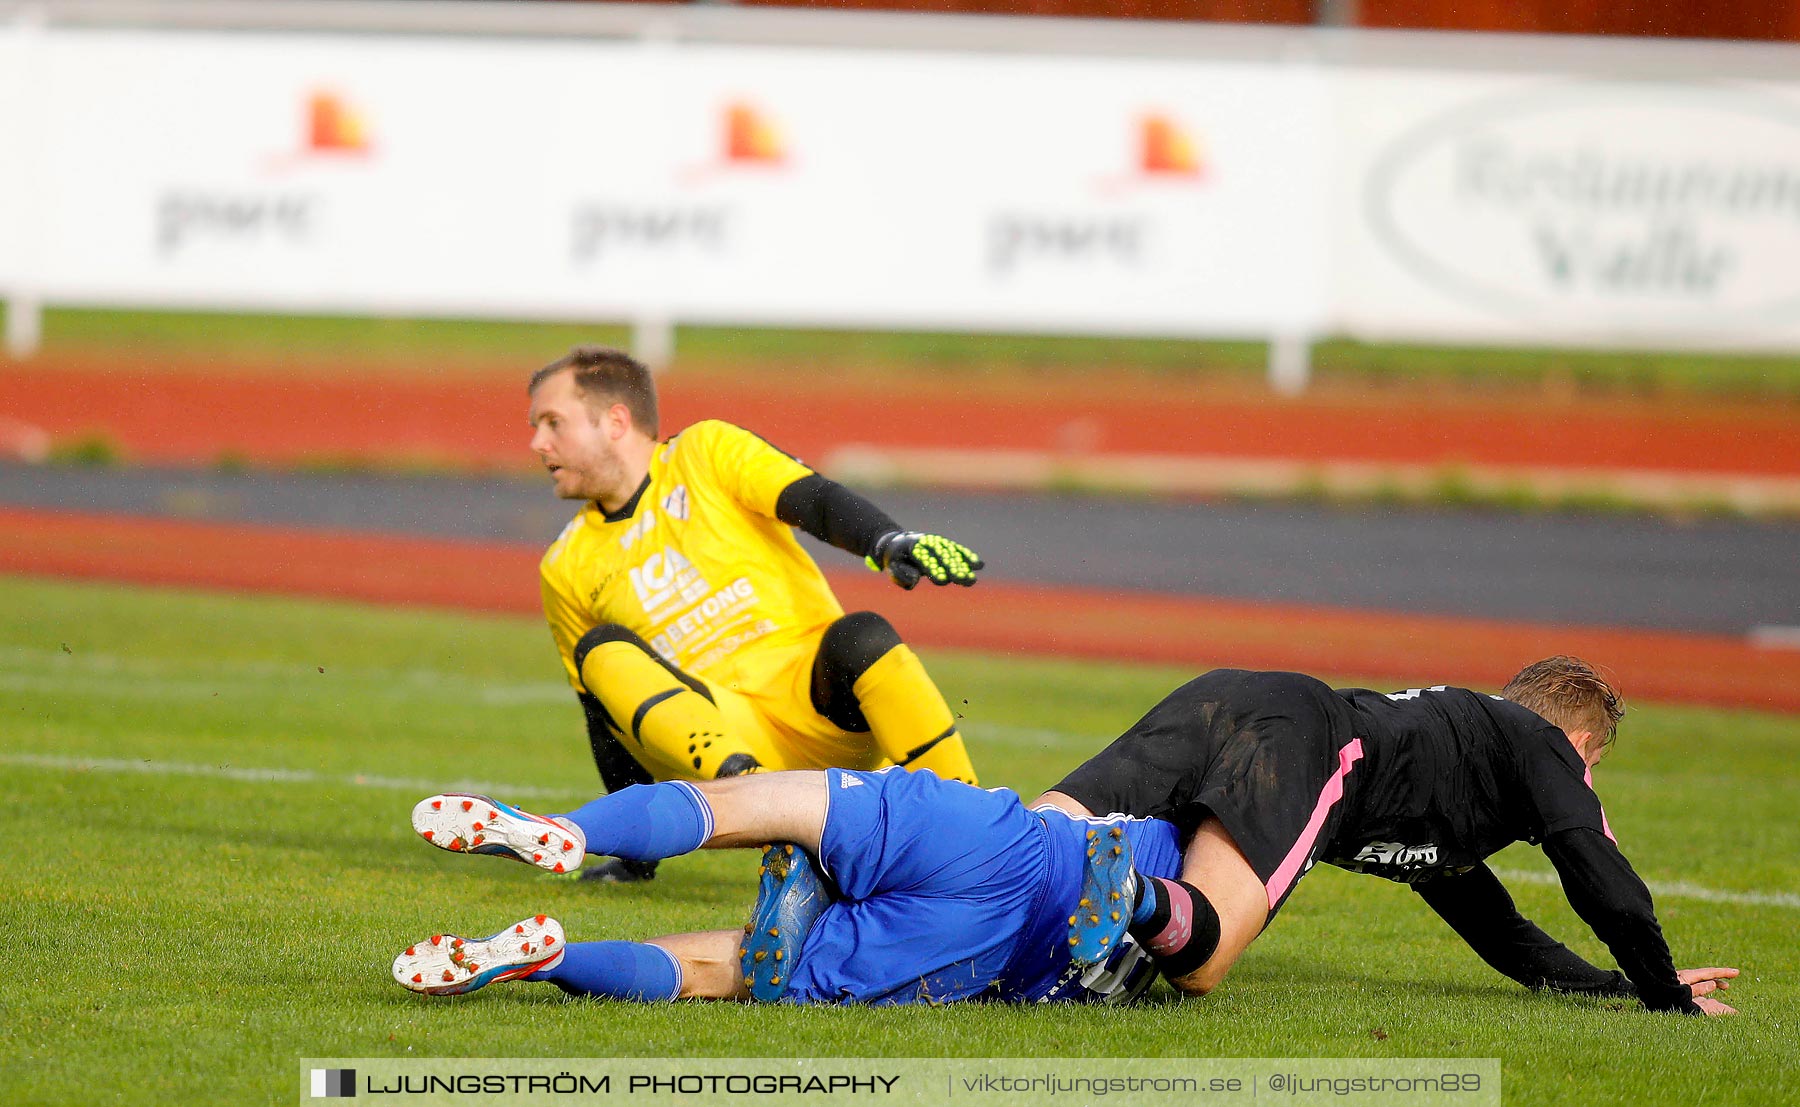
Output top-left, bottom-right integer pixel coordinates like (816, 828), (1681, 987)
(539, 419), (845, 693)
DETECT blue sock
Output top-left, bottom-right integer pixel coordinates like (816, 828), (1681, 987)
(1131, 871), (1159, 925)
(528, 941), (682, 1002)
(554, 781), (714, 862)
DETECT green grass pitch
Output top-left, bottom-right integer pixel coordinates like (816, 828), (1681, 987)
(3, 574), (1796, 1105)
(21, 306), (1800, 399)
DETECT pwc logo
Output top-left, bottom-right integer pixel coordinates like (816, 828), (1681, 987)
(671, 100), (787, 190)
(306, 91), (373, 157)
(226, 86), (375, 187)
(574, 103), (776, 261)
(987, 112), (1206, 274)
(1137, 113), (1203, 178)
(261, 89), (376, 171)
(157, 89), (375, 257)
(723, 101), (786, 165)
(1091, 111), (1208, 196)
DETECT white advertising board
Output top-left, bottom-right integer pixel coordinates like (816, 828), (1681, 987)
(30, 29), (1327, 336)
(0, 23), (26, 293)
(18, 21), (1800, 353)
(1334, 70), (1800, 349)
(32, 31), (617, 313)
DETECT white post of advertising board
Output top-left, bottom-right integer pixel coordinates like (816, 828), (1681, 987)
(1, 4), (45, 357)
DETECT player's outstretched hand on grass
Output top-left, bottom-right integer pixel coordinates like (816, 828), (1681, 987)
(869, 531), (983, 590)
(1679, 966), (1739, 1015)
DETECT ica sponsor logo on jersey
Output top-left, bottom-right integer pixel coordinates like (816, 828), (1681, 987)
(629, 549), (706, 613)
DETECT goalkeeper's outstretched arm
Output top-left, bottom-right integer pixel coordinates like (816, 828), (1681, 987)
(775, 474), (984, 589)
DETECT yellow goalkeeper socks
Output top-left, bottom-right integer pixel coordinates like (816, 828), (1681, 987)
(851, 644), (979, 785)
(579, 641), (758, 781)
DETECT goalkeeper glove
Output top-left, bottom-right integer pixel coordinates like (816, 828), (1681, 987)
(867, 531), (984, 590)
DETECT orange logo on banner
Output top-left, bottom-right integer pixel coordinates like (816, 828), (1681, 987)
(307, 91), (372, 155)
(1138, 114), (1202, 177)
(724, 102), (785, 165)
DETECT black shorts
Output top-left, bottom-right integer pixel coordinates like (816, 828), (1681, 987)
(1050, 669), (1366, 914)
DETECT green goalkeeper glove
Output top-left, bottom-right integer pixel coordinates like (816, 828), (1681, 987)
(867, 531), (984, 590)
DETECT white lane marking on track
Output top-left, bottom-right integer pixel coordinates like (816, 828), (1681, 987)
(1491, 866), (1800, 911)
(4, 752), (1794, 911)
(1749, 626), (1800, 650)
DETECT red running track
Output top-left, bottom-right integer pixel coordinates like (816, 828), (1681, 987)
(4, 361), (1798, 475)
(3, 506), (1795, 713)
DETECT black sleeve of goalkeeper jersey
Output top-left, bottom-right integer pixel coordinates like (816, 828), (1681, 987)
(1542, 827), (1700, 1014)
(1413, 863), (1636, 997)
(578, 692), (653, 794)
(775, 473), (901, 560)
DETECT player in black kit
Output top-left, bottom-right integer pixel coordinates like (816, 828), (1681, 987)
(1039, 657), (1738, 1015)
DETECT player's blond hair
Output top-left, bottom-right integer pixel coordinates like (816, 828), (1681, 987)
(530, 346), (659, 436)
(1501, 656), (1625, 754)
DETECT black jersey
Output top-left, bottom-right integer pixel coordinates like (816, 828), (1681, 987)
(1050, 672), (1700, 1014)
(1323, 684), (1694, 1013)
(1322, 684), (1607, 881)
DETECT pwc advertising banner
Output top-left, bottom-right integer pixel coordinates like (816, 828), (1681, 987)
(3, 25), (1798, 349)
(2, 29), (1326, 336)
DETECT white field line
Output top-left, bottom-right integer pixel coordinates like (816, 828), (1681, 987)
(1490, 867), (1800, 911)
(0, 647), (1111, 723)
(0, 752), (583, 801)
(972, 721), (1105, 749)
(8, 646), (1797, 909)
(3, 751), (1793, 912)
(0, 670), (571, 705)
(0, 644), (573, 705)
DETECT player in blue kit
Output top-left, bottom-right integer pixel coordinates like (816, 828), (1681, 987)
(391, 767), (1179, 1006)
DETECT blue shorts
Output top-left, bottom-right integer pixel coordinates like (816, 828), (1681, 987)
(1007, 806), (1183, 1004)
(781, 768), (1185, 1006)
(782, 767), (1051, 1006)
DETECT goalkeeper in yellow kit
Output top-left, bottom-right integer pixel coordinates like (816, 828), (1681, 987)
(529, 347), (983, 882)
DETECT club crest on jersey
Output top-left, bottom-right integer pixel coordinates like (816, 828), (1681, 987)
(662, 485), (690, 522)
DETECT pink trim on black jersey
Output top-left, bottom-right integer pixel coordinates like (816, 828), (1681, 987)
(1582, 764), (1617, 843)
(1265, 738), (1365, 910)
